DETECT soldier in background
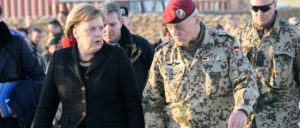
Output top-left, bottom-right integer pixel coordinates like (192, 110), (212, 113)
(153, 24), (172, 50)
(142, 0), (259, 127)
(233, 0), (300, 127)
(288, 16), (300, 29)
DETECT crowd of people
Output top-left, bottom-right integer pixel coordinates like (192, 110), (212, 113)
(0, 0), (299, 127)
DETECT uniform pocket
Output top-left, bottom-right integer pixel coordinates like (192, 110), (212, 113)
(164, 64), (185, 81)
(162, 62), (185, 102)
(201, 60), (231, 96)
(272, 51), (294, 89)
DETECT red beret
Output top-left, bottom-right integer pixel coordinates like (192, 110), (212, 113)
(162, 0), (196, 25)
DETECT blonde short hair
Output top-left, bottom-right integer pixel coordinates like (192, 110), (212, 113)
(65, 3), (105, 37)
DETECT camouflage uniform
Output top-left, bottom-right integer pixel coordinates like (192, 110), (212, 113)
(234, 17), (300, 127)
(143, 24), (259, 128)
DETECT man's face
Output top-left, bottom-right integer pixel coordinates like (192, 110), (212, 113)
(167, 15), (198, 47)
(25, 16), (33, 28)
(48, 24), (62, 35)
(58, 13), (67, 26)
(250, 0), (276, 27)
(103, 12), (122, 44)
(31, 31), (42, 44)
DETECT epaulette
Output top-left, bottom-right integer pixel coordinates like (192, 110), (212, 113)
(155, 40), (172, 51)
(207, 27), (228, 36)
(207, 28), (234, 47)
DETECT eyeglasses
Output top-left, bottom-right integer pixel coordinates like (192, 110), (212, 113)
(250, 0), (274, 13)
(166, 23), (184, 31)
(166, 15), (195, 31)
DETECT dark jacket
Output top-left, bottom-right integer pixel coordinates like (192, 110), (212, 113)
(0, 21), (45, 127)
(32, 44), (145, 128)
(30, 41), (47, 71)
(118, 25), (154, 94)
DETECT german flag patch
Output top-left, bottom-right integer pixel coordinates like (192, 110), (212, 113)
(232, 46), (240, 52)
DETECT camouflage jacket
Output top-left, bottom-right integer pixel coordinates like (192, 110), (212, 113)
(143, 26), (259, 128)
(234, 18), (300, 127)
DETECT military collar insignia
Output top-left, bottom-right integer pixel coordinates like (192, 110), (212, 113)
(176, 9), (185, 19)
(216, 30), (227, 35)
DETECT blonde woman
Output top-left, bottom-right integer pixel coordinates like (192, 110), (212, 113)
(32, 3), (144, 128)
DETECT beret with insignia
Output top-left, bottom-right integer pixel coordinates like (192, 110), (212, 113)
(162, 0), (196, 25)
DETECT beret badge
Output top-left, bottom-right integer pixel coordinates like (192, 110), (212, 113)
(176, 9), (185, 19)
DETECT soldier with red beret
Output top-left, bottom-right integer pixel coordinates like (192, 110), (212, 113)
(142, 0), (259, 127)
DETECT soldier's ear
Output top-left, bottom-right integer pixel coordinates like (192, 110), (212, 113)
(194, 15), (201, 24)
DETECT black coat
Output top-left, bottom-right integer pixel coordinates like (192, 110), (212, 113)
(32, 44), (145, 128)
(118, 26), (154, 94)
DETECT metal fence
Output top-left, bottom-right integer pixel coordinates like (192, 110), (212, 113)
(0, 0), (231, 18)
(1, 0), (65, 18)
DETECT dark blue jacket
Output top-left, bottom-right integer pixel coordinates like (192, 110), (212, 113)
(0, 21), (45, 127)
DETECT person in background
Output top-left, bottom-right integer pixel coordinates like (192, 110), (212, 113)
(224, 18), (239, 35)
(31, 3), (144, 128)
(47, 19), (64, 44)
(288, 16), (300, 29)
(153, 24), (172, 50)
(215, 23), (225, 31)
(0, 5), (45, 128)
(16, 27), (29, 39)
(61, 36), (76, 48)
(120, 6), (131, 28)
(142, 0), (259, 127)
(24, 16), (33, 33)
(102, 2), (154, 95)
(29, 28), (47, 70)
(45, 19), (63, 62)
(57, 11), (77, 48)
(233, 0), (300, 127)
(57, 11), (68, 28)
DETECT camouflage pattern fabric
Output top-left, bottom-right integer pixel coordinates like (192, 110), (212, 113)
(233, 17), (300, 128)
(143, 26), (259, 128)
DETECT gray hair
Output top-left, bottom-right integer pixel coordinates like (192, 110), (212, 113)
(101, 2), (122, 19)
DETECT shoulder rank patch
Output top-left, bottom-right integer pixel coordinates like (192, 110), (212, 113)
(232, 46), (240, 52)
